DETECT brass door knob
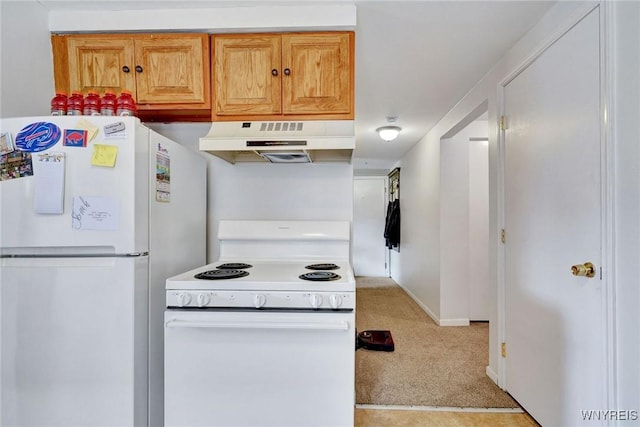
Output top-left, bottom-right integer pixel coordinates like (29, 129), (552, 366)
(571, 262), (595, 278)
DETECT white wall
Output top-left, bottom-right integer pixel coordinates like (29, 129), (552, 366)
(207, 161), (353, 261)
(48, 5), (356, 33)
(0, 1), (54, 117)
(440, 134), (469, 323)
(395, 1), (603, 380)
(393, 127), (441, 317)
(147, 123), (354, 263)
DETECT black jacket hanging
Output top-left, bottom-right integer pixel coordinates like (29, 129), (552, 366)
(384, 199), (400, 249)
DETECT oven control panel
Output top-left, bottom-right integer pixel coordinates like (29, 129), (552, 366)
(166, 290), (355, 310)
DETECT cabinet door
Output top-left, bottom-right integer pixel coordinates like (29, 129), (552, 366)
(64, 35), (136, 94)
(213, 35), (281, 116)
(282, 33), (353, 116)
(134, 34), (209, 105)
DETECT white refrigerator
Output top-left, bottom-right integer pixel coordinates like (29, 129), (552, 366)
(0, 116), (206, 427)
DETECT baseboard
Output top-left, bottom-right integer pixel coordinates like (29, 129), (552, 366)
(439, 318), (471, 327)
(395, 282), (471, 327)
(486, 365), (499, 384)
(396, 282), (441, 324)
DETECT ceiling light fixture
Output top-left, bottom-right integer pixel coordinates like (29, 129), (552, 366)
(376, 125), (401, 142)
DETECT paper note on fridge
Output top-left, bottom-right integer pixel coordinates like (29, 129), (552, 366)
(91, 144), (118, 167)
(72, 196), (119, 230)
(33, 152), (65, 214)
(75, 118), (99, 141)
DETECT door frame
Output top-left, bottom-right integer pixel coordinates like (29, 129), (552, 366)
(496, 1), (615, 410)
(439, 113), (490, 324)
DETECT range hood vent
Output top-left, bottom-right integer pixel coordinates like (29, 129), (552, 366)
(199, 120), (354, 164)
(259, 151), (311, 163)
(257, 122), (305, 132)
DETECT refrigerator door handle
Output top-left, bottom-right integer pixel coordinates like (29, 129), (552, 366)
(0, 252), (148, 259)
(123, 252), (149, 257)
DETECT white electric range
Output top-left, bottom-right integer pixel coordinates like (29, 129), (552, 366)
(166, 259), (355, 309)
(164, 220), (356, 427)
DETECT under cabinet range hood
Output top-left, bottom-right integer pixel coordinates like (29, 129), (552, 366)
(199, 120), (355, 164)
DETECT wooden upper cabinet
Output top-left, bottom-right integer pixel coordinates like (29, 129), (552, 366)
(214, 35), (282, 116)
(212, 32), (354, 121)
(282, 33), (352, 116)
(52, 33), (210, 120)
(134, 35), (208, 105)
(63, 36), (136, 95)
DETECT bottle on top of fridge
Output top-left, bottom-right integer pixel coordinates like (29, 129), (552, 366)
(83, 90), (101, 116)
(116, 90), (137, 116)
(50, 91), (68, 116)
(100, 89), (117, 116)
(67, 91), (84, 116)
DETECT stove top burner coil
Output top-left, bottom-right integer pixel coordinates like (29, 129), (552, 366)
(195, 269), (250, 280)
(299, 271), (342, 281)
(305, 263), (340, 270)
(216, 263), (253, 270)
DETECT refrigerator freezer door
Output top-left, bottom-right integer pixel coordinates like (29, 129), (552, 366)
(0, 116), (148, 254)
(0, 256), (149, 427)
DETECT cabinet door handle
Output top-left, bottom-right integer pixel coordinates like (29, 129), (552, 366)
(135, 65), (143, 73)
(284, 68), (291, 76)
(271, 69), (278, 76)
(122, 66), (130, 73)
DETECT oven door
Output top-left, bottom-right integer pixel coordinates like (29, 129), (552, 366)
(164, 309), (355, 427)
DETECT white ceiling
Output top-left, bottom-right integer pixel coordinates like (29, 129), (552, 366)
(36, 0), (555, 167)
(353, 1), (554, 164)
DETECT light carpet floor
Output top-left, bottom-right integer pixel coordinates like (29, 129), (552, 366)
(355, 278), (519, 409)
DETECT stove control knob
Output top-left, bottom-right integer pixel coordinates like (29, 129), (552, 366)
(177, 292), (192, 307)
(309, 294), (323, 309)
(197, 293), (211, 307)
(254, 294), (267, 308)
(329, 295), (343, 309)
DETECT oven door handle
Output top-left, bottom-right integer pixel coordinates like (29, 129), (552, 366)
(165, 318), (350, 331)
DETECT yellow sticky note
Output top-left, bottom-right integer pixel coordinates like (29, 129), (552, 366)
(75, 118), (99, 141)
(91, 144), (118, 167)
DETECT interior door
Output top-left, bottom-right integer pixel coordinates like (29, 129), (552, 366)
(353, 177), (389, 277)
(503, 8), (605, 427)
